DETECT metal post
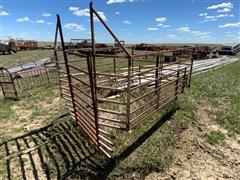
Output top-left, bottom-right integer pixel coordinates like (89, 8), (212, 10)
(56, 14), (78, 123)
(182, 67), (187, 93)
(188, 57), (194, 88)
(126, 56), (132, 130)
(175, 70), (180, 99)
(53, 19), (62, 97)
(90, 2), (100, 144)
(155, 55), (160, 108)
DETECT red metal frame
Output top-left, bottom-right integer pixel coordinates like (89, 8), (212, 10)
(54, 2), (194, 158)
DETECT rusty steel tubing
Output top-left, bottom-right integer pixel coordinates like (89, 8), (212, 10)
(57, 14), (78, 124)
(98, 108), (126, 116)
(72, 91), (93, 109)
(130, 77), (178, 104)
(95, 54), (129, 58)
(71, 83), (92, 99)
(130, 94), (178, 129)
(98, 116), (125, 124)
(96, 72), (127, 78)
(131, 58), (191, 78)
(70, 75), (91, 87)
(91, 7), (131, 57)
(99, 140), (113, 152)
(130, 96), (158, 114)
(96, 85), (125, 92)
(75, 120), (98, 144)
(98, 122), (125, 130)
(130, 70), (178, 92)
(68, 64), (89, 75)
(137, 88), (180, 118)
(97, 98), (125, 105)
(74, 104), (95, 123)
(130, 78), (184, 105)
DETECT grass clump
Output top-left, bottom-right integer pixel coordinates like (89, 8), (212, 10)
(205, 131), (225, 145)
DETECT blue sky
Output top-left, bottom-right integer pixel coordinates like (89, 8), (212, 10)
(0, 0), (239, 44)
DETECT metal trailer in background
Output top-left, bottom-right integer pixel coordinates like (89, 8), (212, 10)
(0, 59), (58, 100)
(0, 42), (17, 55)
(218, 44), (240, 55)
(54, 1), (194, 158)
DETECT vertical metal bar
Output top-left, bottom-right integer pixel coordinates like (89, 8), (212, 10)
(155, 54), (160, 108)
(131, 47), (134, 74)
(113, 56), (116, 82)
(44, 63), (50, 83)
(126, 56), (132, 130)
(53, 18), (63, 97)
(0, 68), (6, 98)
(175, 70), (180, 99)
(57, 14), (78, 123)
(155, 55), (160, 90)
(90, 2), (100, 144)
(182, 67), (187, 93)
(188, 57), (194, 88)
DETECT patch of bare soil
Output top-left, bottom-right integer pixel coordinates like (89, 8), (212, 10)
(145, 106), (240, 180)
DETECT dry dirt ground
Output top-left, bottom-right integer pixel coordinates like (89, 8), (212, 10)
(145, 105), (240, 180)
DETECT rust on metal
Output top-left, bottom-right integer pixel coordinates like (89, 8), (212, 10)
(54, 2), (194, 158)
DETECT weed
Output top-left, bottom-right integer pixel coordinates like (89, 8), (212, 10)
(205, 131), (225, 145)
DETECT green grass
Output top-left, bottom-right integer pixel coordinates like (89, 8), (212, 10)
(0, 50), (239, 179)
(205, 131), (225, 145)
(190, 59), (240, 135)
(108, 59), (240, 178)
(0, 49), (53, 67)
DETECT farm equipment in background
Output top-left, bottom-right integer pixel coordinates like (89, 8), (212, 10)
(114, 40), (125, 53)
(66, 38), (118, 54)
(0, 41), (17, 55)
(15, 40), (38, 50)
(218, 44), (240, 55)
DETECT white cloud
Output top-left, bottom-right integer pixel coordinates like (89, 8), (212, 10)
(106, 0), (134, 4)
(199, 13), (207, 16)
(36, 19), (45, 23)
(0, 6), (3, 9)
(96, 11), (107, 21)
(177, 26), (190, 32)
(64, 23), (86, 32)
(157, 23), (170, 28)
(47, 22), (53, 25)
(201, 19), (217, 23)
(156, 17), (167, 23)
(115, 11), (120, 15)
(216, 14), (228, 18)
(16, 16), (30, 22)
(69, 7), (79, 11)
(0, 11), (9, 16)
(219, 22), (240, 28)
(206, 15), (216, 19)
(148, 27), (159, 31)
(69, 8), (107, 21)
(176, 27), (211, 38)
(229, 14), (235, 17)
(72, 8), (89, 16)
(217, 8), (231, 13)
(123, 20), (132, 24)
(207, 2), (233, 9)
(42, 12), (52, 17)
(163, 25), (170, 28)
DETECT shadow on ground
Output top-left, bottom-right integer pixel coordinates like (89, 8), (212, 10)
(0, 107), (178, 179)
